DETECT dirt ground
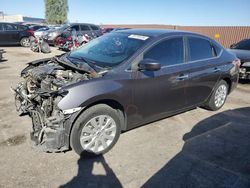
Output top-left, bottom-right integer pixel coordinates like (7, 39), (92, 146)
(0, 47), (250, 188)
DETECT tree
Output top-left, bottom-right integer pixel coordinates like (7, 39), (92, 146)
(45, 0), (68, 24)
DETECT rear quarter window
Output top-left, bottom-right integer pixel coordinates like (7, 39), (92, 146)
(90, 25), (99, 30)
(18, 25), (29, 31)
(212, 43), (223, 56)
(188, 37), (214, 61)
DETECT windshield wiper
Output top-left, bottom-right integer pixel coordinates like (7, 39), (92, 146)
(68, 55), (109, 71)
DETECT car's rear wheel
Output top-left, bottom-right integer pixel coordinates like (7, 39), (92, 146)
(204, 80), (228, 111)
(70, 104), (121, 156)
(20, 37), (30, 47)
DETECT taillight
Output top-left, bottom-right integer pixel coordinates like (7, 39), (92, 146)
(27, 30), (34, 36)
(232, 58), (241, 69)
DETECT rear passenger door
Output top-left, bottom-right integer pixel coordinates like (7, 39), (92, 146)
(185, 36), (222, 107)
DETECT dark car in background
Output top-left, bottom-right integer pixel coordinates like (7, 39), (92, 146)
(229, 38), (250, 80)
(230, 38), (250, 50)
(228, 49), (250, 80)
(14, 29), (239, 156)
(0, 22), (34, 47)
(29, 25), (48, 31)
(44, 23), (102, 45)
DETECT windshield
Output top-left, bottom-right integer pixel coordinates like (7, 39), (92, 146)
(68, 32), (149, 67)
(231, 40), (250, 50)
(59, 24), (70, 31)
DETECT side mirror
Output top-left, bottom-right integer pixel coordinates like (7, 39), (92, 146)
(230, 43), (236, 49)
(139, 59), (161, 71)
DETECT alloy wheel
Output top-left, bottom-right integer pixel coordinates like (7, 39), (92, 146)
(214, 84), (227, 108)
(21, 38), (30, 47)
(80, 115), (117, 153)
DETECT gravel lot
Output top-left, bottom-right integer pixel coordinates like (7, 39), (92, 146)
(0, 47), (250, 188)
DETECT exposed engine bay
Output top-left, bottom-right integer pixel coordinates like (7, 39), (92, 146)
(13, 56), (104, 152)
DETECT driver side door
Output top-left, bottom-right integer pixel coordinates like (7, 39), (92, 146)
(129, 36), (190, 127)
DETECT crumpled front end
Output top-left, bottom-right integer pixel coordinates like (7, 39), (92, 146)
(240, 62), (250, 80)
(13, 58), (95, 152)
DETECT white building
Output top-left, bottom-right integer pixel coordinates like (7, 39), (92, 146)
(0, 12), (45, 24)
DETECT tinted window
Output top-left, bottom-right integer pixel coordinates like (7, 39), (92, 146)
(232, 39), (250, 50)
(90, 25), (99, 30)
(3, 23), (18, 31)
(71, 25), (80, 31)
(188, 37), (213, 61)
(0, 23), (3, 31)
(80, 25), (90, 31)
(18, 25), (29, 31)
(144, 37), (184, 66)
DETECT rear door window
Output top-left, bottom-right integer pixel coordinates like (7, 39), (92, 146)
(80, 25), (90, 31)
(144, 37), (184, 67)
(0, 23), (3, 31)
(70, 25), (80, 31)
(188, 37), (214, 61)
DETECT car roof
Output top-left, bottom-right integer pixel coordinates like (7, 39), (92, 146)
(117, 28), (202, 37)
(69, 23), (98, 26)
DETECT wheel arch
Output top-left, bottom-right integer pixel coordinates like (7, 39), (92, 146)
(221, 76), (232, 94)
(65, 99), (127, 149)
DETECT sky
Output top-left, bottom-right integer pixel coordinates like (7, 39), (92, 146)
(0, 0), (250, 26)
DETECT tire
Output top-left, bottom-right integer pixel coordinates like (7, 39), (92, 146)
(41, 42), (51, 53)
(204, 80), (228, 111)
(20, 37), (30, 47)
(70, 104), (122, 156)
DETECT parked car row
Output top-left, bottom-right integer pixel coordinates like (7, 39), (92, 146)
(0, 22), (103, 47)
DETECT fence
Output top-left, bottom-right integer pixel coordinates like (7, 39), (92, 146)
(102, 24), (250, 48)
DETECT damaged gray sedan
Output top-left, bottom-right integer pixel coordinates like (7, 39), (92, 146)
(14, 29), (239, 156)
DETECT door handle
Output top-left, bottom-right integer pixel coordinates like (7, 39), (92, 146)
(176, 74), (189, 80)
(213, 67), (221, 73)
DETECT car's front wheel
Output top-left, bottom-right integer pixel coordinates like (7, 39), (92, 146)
(204, 80), (228, 111)
(70, 104), (121, 156)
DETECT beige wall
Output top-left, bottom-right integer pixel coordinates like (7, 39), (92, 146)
(103, 24), (250, 47)
(0, 15), (24, 22)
